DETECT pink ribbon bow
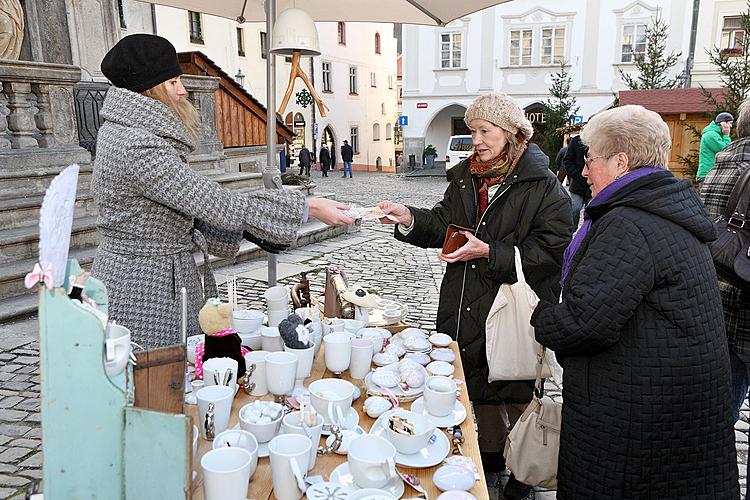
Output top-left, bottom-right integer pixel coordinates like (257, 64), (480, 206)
(24, 263), (53, 290)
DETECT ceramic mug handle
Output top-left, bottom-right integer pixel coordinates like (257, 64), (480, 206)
(382, 457), (396, 481)
(289, 456), (307, 493)
(334, 405), (347, 430)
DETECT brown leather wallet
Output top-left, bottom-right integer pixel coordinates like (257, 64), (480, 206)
(442, 224), (475, 254)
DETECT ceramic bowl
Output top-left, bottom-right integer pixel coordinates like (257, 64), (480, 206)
(427, 360), (455, 377)
(404, 336), (431, 352)
(238, 403), (283, 443)
(399, 327), (429, 339)
(429, 333), (453, 348)
(382, 409), (436, 455)
(186, 334), (204, 364)
(430, 348), (456, 363)
(232, 309), (264, 333)
(373, 352), (399, 367)
(432, 464), (477, 492)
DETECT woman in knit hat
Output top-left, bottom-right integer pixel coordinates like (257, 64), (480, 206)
(92, 34), (353, 348)
(378, 93), (574, 497)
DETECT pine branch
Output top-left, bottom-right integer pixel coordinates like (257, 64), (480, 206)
(619, 13), (681, 89)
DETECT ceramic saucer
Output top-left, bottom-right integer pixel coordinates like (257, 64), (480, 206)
(348, 489), (397, 500)
(321, 408), (360, 436)
(305, 481), (353, 499)
(427, 360), (455, 377)
(410, 397), (467, 428)
(429, 333), (453, 347)
(430, 348), (456, 363)
(329, 462), (405, 498)
(325, 425), (367, 455)
(370, 412), (451, 468)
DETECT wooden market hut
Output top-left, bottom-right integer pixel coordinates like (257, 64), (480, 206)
(619, 88), (728, 178)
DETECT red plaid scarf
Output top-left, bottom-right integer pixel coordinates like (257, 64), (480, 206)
(469, 137), (527, 220)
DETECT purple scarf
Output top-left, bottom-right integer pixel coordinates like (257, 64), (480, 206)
(559, 167), (663, 287)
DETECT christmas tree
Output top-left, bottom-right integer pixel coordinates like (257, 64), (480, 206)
(619, 14), (681, 90)
(541, 64), (579, 169)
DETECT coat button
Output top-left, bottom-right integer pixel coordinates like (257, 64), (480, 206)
(482, 221), (486, 226)
(462, 348), (466, 353)
(471, 264), (476, 269)
(466, 306), (471, 311)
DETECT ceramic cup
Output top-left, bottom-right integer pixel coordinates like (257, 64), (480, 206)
(232, 309), (264, 333)
(269, 433), (311, 500)
(284, 343), (316, 389)
(265, 286), (289, 311)
(347, 434), (397, 488)
(308, 378), (355, 428)
(244, 350), (269, 396)
(197, 385), (234, 440)
(201, 447), (253, 500)
(324, 333), (352, 375)
(238, 403), (284, 443)
(349, 338), (374, 380)
(327, 318), (346, 333)
(266, 351), (298, 398)
(267, 308), (289, 328)
(424, 376), (458, 417)
(383, 409), (436, 455)
(203, 357), (239, 390)
(282, 411), (324, 471)
(212, 429), (259, 480)
(103, 322), (131, 376)
(261, 326), (284, 352)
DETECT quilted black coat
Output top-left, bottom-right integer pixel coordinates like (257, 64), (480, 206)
(531, 170), (739, 498)
(395, 144), (574, 404)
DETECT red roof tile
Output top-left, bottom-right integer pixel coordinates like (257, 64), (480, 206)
(619, 88), (728, 114)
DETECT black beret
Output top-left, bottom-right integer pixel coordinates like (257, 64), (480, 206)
(101, 34), (183, 93)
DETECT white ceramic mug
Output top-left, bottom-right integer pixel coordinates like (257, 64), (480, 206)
(423, 376), (458, 417)
(284, 343), (316, 389)
(308, 378), (355, 428)
(324, 333), (352, 375)
(269, 433), (311, 500)
(197, 385), (234, 440)
(349, 338), (374, 380)
(282, 411), (324, 471)
(232, 309), (264, 333)
(261, 326), (284, 352)
(244, 350), (269, 396)
(267, 308), (289, 328)
(327, 318), (346, 333)
(265, 351), (298, 398)
(201, 447), (253, 500)
(265, 286), (289, 315)
(212, 429), (259, 480)
(203, 357), (239, 391)
(103, 322), (131, 376)
(348, 434), (397, 488)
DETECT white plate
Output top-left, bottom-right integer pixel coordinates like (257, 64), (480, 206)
(429, 333), (453, 348)
(322, 407), (360, 435)
(370, 410), (451, 468)
(305, 481), (353, 499)
(329, 462), (404, 499)
(348, 489), (397, 500)
(364, 365), (427, 402)
(410, 397), (467, 428)
(399, 328), (429, 339)
(325, 425), (367, 455)
(426, 361), (455, 377)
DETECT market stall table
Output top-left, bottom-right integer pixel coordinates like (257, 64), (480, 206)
(189, 341), (489, 499)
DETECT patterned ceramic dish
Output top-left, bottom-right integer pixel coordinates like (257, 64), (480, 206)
(426, 360), (455, 377)
(430, 348), (456, 363)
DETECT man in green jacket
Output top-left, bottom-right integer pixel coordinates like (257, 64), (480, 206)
(697, 112), (733, 186)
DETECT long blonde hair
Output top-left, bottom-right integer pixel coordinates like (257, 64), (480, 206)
(142, 81), (199, 141)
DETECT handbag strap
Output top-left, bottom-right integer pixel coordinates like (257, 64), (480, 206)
(533, 344), (546, 398)
(723, 166), (750, 221)
(513, 246), (527, 285)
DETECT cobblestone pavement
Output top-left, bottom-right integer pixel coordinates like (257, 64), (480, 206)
(0, 172), (746, 498)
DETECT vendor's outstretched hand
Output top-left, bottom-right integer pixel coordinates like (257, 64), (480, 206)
(377, 200), (413, 226)
(308, 197), (355, 226)
(439, 231), (490, 263)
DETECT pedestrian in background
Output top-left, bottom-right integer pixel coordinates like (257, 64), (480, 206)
(532, 105), (738, 499)
(341, 140), (354, 178)
(298, 144), (312, 176)
(562, 132), (592, 227)
(319, 143), (331, 177)
(697, 112), (733, 188)
(701, 100), (750, 499)
(554, 141), (568, 184)
(378, 93), (573, 500)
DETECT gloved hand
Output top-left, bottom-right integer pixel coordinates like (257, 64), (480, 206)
(242, 231), (289, 254)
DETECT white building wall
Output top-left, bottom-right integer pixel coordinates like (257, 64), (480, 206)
(691, 0), (746, 88)
(401, 0), (691, 165)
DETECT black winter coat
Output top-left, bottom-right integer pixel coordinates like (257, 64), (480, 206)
(396, 144), (574, 404)
(562, 135), (591, 199)
(532, 170), (738, 499)
(341, 144), (354, 162)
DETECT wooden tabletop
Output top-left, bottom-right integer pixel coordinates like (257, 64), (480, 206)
(189, 341), (489, 500)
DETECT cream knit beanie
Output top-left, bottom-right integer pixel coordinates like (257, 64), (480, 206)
(464, 93), (534, 140)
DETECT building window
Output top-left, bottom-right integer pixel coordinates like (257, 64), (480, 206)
(338, 22), (346, 45)
(388, 75), (393, 89)
(509, 29), (532, 66)
(386, 123), (392, 140)
(237, 28), (245, 57)
(189, 11), (204, 44)
(322, 62), (332, 92)
(381, 102), (385, 115)
(373, 123), (381, 141)
(349, 66), (358, 94)
(440, 32), (462, 68)
(350, 126), (359, 153)
(260, 32), (268, 59)
(621, 23), (647, 63)
(722, 16), (745, 54)
(375, 32), (381, 54)
(541, 27), (565, 65)
(117, 0), (127, 29)
(370, 72), (377, 87)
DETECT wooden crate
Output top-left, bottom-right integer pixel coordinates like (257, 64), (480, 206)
(133, 345), (186, 414)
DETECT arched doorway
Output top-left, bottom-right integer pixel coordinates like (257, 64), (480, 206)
(424, 104), (468, 164)
(322, 125), (337, 170)
(523, 102), (548, 150)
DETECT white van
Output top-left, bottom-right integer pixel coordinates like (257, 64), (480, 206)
(445, 135), (473, 174)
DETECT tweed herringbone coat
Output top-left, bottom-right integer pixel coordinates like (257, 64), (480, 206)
(91, 87), (305, 348)
(532, 170), (738, 498)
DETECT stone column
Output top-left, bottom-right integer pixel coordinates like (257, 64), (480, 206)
(5, 81), (38, 148)
(64, 0), (120, 80)
(182, 74), (224, 156)
(32, 83), (55, 147)
(0, 83), (11, 149)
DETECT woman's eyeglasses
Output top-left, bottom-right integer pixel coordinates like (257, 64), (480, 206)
(583, 154), (616, 167)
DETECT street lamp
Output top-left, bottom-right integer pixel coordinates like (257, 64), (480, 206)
(235, 68), (245, 87)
